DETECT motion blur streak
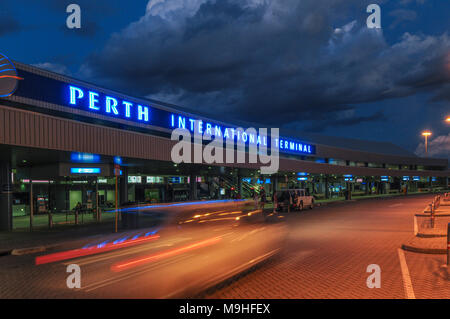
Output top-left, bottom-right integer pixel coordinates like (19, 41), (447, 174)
(0, 75), (23, 79)
(110, 236), (222, 272)
(35, 234), (160, 265)
(116, 199), (246, 213)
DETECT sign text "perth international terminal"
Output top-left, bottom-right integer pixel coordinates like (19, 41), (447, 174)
(68, 85), (315, 155)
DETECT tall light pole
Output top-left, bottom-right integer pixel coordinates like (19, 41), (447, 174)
(421, 131), (432, 155)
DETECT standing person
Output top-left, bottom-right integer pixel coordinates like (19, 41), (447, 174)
(259, 188), (266, 210)
(253, 189), (259, 209)
(74, 202), (82, 225)
(272, 191), (278, 213)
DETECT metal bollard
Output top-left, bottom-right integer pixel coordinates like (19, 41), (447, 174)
(435, 195), (440, 209)
(48, 212), (53, 229)
(430, 202), (435, 228)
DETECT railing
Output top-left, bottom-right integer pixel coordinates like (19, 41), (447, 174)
(430, 202), (435, 228)
(427, 193), (448, 228)
(443, 192), (450, 202)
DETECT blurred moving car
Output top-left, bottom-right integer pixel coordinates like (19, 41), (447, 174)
(114, 200), (288, 297)
(36, 200), (288, 298)
(275, 189), (314, 212)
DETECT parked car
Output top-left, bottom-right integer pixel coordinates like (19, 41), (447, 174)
(275, 189), (314, 212)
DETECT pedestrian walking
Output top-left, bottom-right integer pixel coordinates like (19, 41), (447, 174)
(272, 191), (278, 213)
(74, 201), (82, 225)
(260, 188), (266, 210)
(253, 189), (259, 209)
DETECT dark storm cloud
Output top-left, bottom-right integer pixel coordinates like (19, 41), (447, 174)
(415, 133), (450, 158)
(81, 0), (450, 129)
(0, 14), (21, 36)
(305, 111), (387, 133)
(431, 84), (450, 103)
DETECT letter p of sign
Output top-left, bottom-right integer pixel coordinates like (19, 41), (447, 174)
(66, 264), (81, 289)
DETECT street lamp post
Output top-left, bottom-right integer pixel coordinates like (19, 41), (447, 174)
(421, 131), (432, 155)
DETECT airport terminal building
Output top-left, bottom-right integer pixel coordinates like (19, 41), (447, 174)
(0, 61), (448, 231)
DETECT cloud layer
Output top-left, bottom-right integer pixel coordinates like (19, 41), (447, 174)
(81, 0), (450, 132)
(0, 14), (21, 36)
(415, 134), (450, 159)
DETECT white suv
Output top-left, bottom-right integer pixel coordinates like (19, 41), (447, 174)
(276, 189), (315, 212)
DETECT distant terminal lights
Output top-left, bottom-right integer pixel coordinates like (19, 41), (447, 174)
(70, 167), (101, 174)
(70, 152), (100, 163)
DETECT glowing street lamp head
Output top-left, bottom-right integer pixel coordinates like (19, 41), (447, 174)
(421, 131), (432, 137)
(446, 116), (450, 123)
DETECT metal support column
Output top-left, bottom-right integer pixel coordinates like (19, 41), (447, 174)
(0, 161), (13, 231)
(189, 172), (197, 200)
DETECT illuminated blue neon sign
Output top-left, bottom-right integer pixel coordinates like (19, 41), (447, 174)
(344, 174), (353, 181)
(71, 152), (100, 163)
(71, 167), (101, 174)
(69, 85), (150, 123)
(169, 114), (315, 155)
(66, 85), (315, 155)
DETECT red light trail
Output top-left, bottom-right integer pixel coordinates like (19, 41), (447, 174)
(110, 236), (222, 272)
(35, 234), (160, 265)
(0, 75), (23, 80)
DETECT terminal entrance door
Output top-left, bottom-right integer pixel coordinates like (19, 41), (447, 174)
(69, 190), (82, 210)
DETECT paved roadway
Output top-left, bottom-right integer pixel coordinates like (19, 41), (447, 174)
(0, 194), (448, 299)
(206, 194), (449, 299)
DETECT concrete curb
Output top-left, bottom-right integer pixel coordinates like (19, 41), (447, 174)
(11, 246), (47, 256)
(1, 230), (113, 257)
(416, 232), (446, 238)
(0, 249), (11, 256)
(401, 244), (446, 255)
(415, 213), (450, 217)
(10, 243), (63, 256)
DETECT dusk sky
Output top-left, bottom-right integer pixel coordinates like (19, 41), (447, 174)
(1, 0), (449, 159)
